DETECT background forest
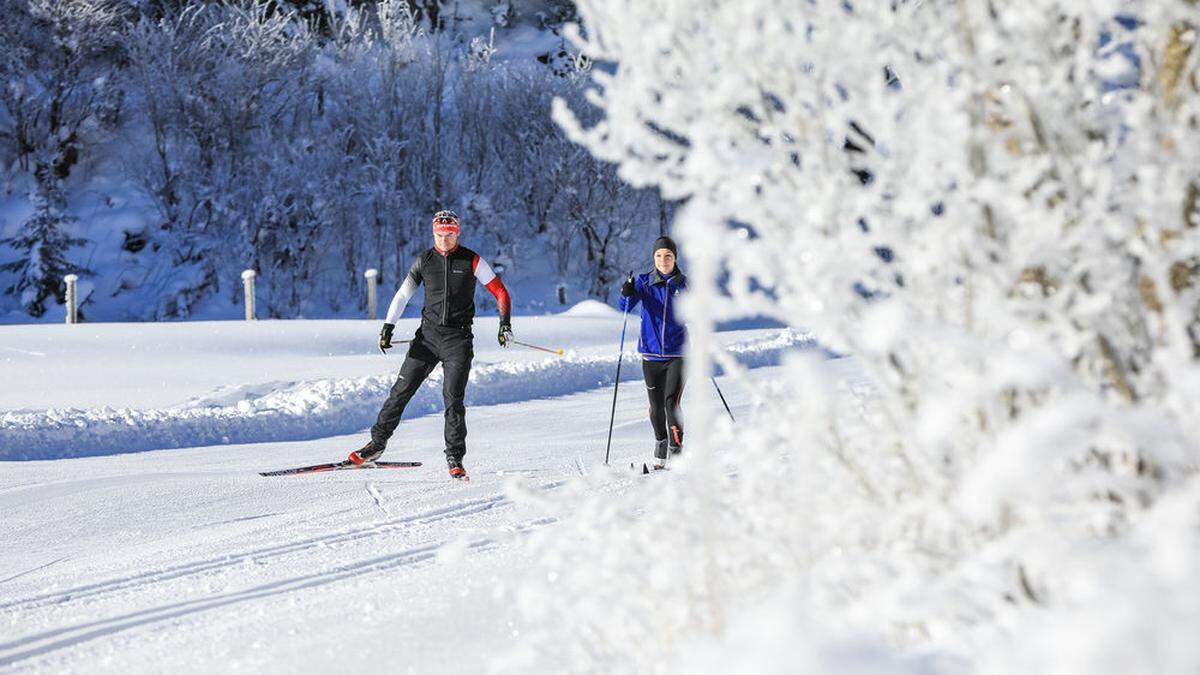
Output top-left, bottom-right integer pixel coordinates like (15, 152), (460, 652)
(0, 0), (673, 322)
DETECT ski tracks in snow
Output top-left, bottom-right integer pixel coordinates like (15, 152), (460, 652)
(0, 559), (67, 588)
(0, 479), (565, 670)
(365, 481), (390, 517)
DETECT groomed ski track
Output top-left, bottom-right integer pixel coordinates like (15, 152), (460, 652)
(0, 385), (677, 673)
(0, 315), (818, 673)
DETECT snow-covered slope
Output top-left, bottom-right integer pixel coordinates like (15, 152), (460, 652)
(0, 387), (694, 673)
(0, 313), (813, 460)
(0, 312), (823, 673)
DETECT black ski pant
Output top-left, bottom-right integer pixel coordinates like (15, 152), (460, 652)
(642, 357), (685, 449)
(371, 323), (474, 461)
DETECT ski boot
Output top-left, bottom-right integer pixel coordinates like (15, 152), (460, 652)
(348, 440), (384, 466)
(652, 439), (669, 471)
(447, 456), (470, 481)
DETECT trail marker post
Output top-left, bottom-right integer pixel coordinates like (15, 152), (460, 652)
(242, 269), (257, 321)
(365, 268), (379, 320)
(64, 274), (78, 324)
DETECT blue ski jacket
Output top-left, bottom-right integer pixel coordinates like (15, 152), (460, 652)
(621, 270), (687, 359)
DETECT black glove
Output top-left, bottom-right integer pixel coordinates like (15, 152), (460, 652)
(379, 323), (395, 353)
(620, 272), (635, 298)
(498, 319), (513, 348)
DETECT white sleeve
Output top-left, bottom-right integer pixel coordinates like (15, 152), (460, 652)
(384, 275), (419, 324)
(473, 255), (497, 285)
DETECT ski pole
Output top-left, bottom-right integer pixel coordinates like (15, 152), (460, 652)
(711, 377), (735, 423)
(511, 339), (564, 356)
(604, 295), (632, 466)
(379, 339), (414, 355)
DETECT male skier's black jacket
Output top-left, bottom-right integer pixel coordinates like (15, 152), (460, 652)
(383, 246), (511, 328)
(371, 245), (511, 461)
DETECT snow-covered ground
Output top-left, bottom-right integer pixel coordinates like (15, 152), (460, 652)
(0, 307), (827, 672)
(0, 302), (809, 460)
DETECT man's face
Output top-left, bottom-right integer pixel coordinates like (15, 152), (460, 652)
(654, 249), (676, 275)
(434, 230), (459, 252)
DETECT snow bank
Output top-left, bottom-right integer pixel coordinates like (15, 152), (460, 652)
(558, 299), (624, 318)
(676, 593), (944, 675)
(0, 329), (817, 460)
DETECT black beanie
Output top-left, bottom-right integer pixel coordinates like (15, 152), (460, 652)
(652, 236), (677, 256)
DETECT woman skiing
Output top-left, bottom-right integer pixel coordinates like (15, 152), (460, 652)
(620, 236), (687, 470)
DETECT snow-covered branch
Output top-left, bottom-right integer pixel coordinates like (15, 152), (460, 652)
(521, 0), (1200, 671)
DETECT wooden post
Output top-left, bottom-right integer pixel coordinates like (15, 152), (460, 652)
(241, 269), (257, 321)
(365, 268), (378, 320)
(64, 274), (78, 324)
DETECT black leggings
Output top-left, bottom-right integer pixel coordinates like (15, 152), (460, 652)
(642, 358), (684, 447)
(371, 323), (473, 461)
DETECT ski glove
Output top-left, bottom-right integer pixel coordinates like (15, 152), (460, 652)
(498, 320), (513, 348)
(620, 272), (636, 298)
(379, 323), (396, 353)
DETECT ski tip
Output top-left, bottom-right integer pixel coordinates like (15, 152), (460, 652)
(642, 463), (650, 475)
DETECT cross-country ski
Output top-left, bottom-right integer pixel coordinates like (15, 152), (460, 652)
(260, 460), (423, 477)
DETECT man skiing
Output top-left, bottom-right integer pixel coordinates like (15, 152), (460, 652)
(620, 236), (687, 470)
(350, 210), (512, 481)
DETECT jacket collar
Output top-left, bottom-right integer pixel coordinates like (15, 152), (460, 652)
(651, 268), (683, 285)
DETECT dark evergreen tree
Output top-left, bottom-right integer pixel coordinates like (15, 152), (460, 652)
(0, 166), (92, 318)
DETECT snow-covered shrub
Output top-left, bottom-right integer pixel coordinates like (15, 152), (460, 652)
(0, 0), (125, 179)
(122, 4), (319, 318)
(508, 1), (1200, 672)
(105, 0), (662, 319)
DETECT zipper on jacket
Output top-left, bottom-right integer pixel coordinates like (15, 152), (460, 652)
(441, 252), (449, 326)
(659, 275), (671, 356)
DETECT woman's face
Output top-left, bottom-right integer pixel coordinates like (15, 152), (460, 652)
(654, 248), (676, 275)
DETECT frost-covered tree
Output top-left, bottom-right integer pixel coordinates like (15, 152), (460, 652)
(122, 3), (319, 318)
(113, 0), (662, 317)
(0, 0), (659, 319)
(0, 0), (122, 317)
(512, 1), (1200, 672)
(0, 0), (124, 180)
(0, 166), (92, 317)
